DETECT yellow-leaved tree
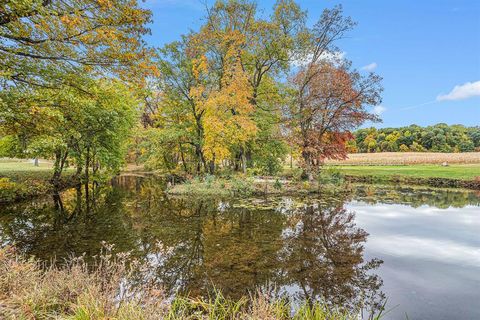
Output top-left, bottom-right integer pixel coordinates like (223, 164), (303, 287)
(190, 29), (257, 173)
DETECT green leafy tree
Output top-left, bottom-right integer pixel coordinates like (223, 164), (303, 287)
(0, 0), (154, 91)
(0, 78), (138, 185)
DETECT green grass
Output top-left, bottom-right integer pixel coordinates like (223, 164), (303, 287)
(0, 162), (53, 172)
(331, 164), (480, 180)
(0, 160), (75, 202)
(0, 161), (57, 183)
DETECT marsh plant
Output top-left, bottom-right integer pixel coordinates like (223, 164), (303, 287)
(0, 244), (384, 320)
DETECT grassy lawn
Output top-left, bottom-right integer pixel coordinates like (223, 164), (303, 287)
(331, 164), (480, 180)
(0, 161), (53, 172)
(0, 160), (77, 202)
(0, 160), (56, 183)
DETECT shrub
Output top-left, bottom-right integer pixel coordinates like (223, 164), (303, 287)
(204, 174), (215, 187)
(0, 177), (29, 202)
(273, 178), (283, 190)
(230, 176), (253, 196)
(318, 169), (345, 185)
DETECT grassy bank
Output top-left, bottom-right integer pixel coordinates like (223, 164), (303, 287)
(166, 172), (347, 197)
(0, 160), (75, 203)
(0, 247), (382, 320)
(331, 164), (480, 180)
(168, 162), (480, 196)
(326, 164), (480, 190)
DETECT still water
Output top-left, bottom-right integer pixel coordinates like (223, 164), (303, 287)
(0, 176), (479, 319)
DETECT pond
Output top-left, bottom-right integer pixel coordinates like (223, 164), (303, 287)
(0, 175), (479, 319)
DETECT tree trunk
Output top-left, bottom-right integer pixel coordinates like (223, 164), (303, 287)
(179, 143), (189, 173)
(84, 147), (90, 210)
(34, 157), (39, 167)
(301, 150), (314, 181)
(208, 154), (215, 174)
(51, 150), (63, 188)
(241, 149), (247, 174)
(85, 147), (90, 184)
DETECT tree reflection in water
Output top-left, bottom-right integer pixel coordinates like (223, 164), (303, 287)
(279, 200), (385, 314)
(0, 176), (386, 315)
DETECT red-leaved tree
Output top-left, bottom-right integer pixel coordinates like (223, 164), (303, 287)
(290, 62), (382, 179)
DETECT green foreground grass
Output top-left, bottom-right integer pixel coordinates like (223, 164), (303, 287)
(0, 161), (75, 202)
(0, 247), (382, 320)
(330, 164), (480, 180)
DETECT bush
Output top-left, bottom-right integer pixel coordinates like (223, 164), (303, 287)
(204, 174), (215, 187)
(273, 178), (283, 190)
(318, 169), (345, 185)
(230, 176), (253, 196)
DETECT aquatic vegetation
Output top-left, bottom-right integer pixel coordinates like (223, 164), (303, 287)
(0, 246), (384, 320)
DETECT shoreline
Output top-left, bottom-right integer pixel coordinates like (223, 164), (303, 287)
(343, 174), (480, 191)
(166, 174), (480, 197)
(1, 168), (479, 205)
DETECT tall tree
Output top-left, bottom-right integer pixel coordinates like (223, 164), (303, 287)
(0, 78), (138, 186)
(199, 0), (304, 172)
(0, 0), (154, 91)
(148, 0), (304, 174)
(288, 6), (382, 179)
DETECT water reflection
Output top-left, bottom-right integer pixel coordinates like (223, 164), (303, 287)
(350, 184), (480, 208)
(279, 201), (385, 312)
(0, 176), (386, 314)
(2, 176), (480, 318)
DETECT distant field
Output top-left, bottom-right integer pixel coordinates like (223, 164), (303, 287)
(326, 152), (480, 166)
(331, 164), (480, 180)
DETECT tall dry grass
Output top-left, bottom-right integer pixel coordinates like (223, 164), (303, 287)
(0, 246), (383, 320)
(326, 152), (480, 166)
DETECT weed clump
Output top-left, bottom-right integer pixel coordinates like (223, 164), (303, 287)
(0, 246), (383, 320)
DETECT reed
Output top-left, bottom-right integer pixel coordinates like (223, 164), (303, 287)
(0, 246), (383, 320)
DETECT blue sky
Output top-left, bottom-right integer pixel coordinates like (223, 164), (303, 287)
(141, 0), (480, 128)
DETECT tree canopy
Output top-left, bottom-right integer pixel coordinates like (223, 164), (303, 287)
(1, 0), (390, 183)
(0, 0), (155, 91)
(351, 124), (480, 153)
(135, 0), (383, 177)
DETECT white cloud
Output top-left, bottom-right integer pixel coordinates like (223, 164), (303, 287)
(320, 51), (346, 63)
(290, 51), (346, 68)
(361, 62), (377, 72)
(436, 81), (480, 101)
(373, 105), (386, 115)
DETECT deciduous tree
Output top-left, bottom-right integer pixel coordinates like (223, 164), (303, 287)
(0, 0), (155, 91)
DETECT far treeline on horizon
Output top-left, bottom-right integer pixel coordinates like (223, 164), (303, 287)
(351, 124), (480, 153)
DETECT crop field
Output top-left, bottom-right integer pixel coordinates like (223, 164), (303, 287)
(325, 152), (480, 166)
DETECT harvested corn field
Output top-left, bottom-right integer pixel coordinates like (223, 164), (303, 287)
(326, 152), (480, 166)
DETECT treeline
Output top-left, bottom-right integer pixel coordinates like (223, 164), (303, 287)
(128, 0), (382, 179)
(0, 0), (155, 186)
(350, 124), (480, 153)
(1, 0), (384, 182)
